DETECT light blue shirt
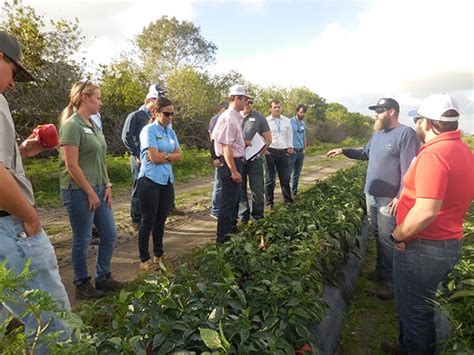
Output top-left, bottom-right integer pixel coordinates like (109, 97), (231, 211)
(290, 116), (306, 149)
(138, 120), (180, 185)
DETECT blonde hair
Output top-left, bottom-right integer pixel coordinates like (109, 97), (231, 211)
(59, 80), (99, 126)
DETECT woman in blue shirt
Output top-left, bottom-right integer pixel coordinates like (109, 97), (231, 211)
(137, 97), (182, 270)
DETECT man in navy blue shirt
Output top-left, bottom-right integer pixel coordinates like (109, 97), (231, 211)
(289, 104), (308, 198)
(326, 98), (420, 299)
(122, 84), (164, 231)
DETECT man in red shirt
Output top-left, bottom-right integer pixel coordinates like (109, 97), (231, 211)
(383, 94), (474, 354)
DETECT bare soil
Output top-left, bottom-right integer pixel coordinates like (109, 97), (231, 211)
(38, 155), (353, 306)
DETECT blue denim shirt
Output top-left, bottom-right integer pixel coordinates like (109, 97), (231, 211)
(138, 120), (180, 185)
(290, 116), (306, 149)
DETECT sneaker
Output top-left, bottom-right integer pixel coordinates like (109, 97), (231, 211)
(169, 207), (185, 216)
(76, 280), (106, 300)
(96, 277), (124, 292)
(381, 340), (402, 354)
(152, 256), (162, 264)
(209, 213), (219, 220)
(376, 286), (394, 300)
(140, 260), (160, 271)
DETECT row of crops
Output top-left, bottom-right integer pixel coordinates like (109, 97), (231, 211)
(65, 163), (368, 354)
(1, 162), (472, 353)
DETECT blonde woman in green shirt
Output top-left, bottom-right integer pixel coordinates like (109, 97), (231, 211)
(59, 80), (123, 300)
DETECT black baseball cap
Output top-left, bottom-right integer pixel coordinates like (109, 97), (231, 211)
(368, 98), (399, 113)
(0, 31), (35, 82)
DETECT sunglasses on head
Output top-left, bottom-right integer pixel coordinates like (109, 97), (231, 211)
(79, 79), (89, 93)
(161, 111), (175, 117)
(375, 107), (388, 114)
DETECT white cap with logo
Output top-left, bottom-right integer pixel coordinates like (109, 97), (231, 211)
(411, 93), (460, 122)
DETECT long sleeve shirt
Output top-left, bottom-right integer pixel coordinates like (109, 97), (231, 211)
(121, 108), (152, 158)
(266, 115), (293, 149)
(342, 124), (420, 198)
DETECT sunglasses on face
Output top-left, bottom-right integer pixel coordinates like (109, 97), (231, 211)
(247, 100), (254, 104)
(161, 111), (175, 117)
(375, 108), (388, 114)
(413, 116), (422, 124)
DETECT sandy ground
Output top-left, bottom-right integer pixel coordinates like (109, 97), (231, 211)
(38, 155), (353, 306)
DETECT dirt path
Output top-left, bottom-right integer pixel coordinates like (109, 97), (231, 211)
(39, 155), (353, 306)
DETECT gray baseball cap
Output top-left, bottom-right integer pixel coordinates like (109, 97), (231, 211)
(0, 31), (35, 82)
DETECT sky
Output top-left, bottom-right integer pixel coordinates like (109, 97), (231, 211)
(12, 0), (474, 132)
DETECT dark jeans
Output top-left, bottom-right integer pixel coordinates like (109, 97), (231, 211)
(137, 177), (174, 261)
(239, 157), (264, 222)
(264, 151), (293, 208)
(216, 158), (243, 244)
(394, 238), (461, 354)
(130, 156), (142, 224)
(366, 194), (396, 286)
(289, 151), (304, 197)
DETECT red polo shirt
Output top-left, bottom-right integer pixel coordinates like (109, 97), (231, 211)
(397, 131), (474, 240)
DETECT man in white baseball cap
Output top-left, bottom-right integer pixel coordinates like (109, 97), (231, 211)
(211, 84), (251, 244)
(385, 93), (474, 354)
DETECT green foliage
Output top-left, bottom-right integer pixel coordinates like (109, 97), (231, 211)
(437, 205), (474, 353)
(1, 2), (83, 139)
(136, 16), (217, 80)
(77, 164), (367, 353)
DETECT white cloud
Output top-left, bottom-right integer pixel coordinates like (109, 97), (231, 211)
(212, 0), (474, 132)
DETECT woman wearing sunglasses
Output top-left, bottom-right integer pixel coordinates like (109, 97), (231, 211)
(137, 96), (182, 271)
(59, 80), (123, 300)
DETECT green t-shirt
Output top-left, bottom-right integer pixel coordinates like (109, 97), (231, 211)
(59, 113), (108, 189)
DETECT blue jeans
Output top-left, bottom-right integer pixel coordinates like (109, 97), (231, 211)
(137, 178), (174, 261)
(289, 151), (304, 198)
(394, 238), (461, 354)
(216, 158), (243, 244)
(60, 185), (117, 286)
(130, 156), (142, 224)
(211, 168), (222, 216)
(239, 157), (265, 222)
(365, 194), (396, 285)
(0, 215), (71, 349)
(264, 151), (293, 207)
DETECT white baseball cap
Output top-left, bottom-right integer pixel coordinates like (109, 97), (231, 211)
(146, 84), (166, 100)
(228, 84), (252, 99)
(409, 93), (460, 122)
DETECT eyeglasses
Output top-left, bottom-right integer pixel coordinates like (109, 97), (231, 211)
(161, 111), (175, 117)
(375, 108), (388, 114)
(247, 100), (254, 104)
(413, 116), (422, 124)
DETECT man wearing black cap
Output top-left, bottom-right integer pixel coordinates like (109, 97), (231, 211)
(326, 98), (420, 299)
(0, 31), (71, 345)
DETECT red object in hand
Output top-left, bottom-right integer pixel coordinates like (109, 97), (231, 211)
(33, 124), (59, 148)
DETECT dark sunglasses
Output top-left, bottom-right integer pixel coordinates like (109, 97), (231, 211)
(413, 116), (422, 124)
(375, 108), (388, 114)
(247, 100), (254, 104)
(161, 111), (175, 117)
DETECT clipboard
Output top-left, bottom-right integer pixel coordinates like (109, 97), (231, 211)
(245, 132), (266, 161)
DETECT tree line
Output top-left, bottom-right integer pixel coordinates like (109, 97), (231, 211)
(1, 2), (373, 155)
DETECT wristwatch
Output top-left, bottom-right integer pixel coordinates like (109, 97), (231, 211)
(390, 233), (403, 244)
(164, 152), (169, 161)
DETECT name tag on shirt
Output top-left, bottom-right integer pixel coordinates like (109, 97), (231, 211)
(249, 118), (256, 122)
(83, 128), (94, 134)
